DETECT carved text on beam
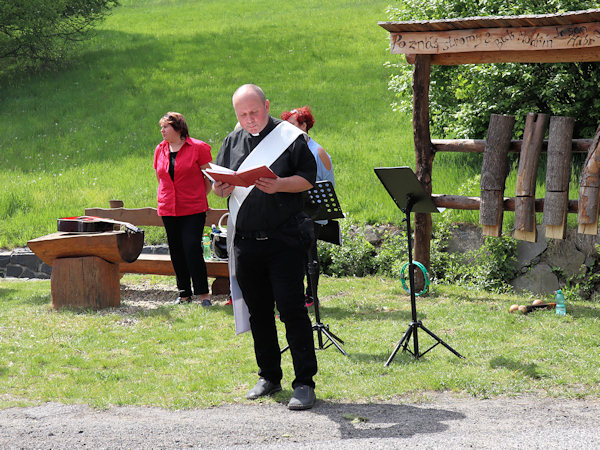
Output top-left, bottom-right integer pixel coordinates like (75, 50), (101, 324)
(390, 22), (600, 55)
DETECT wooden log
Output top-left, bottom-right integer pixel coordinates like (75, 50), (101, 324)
(480, 114), (515, 236)
(481, 114), (515, 191)
(545, 116), (575, 192)
(28, 230), (144, 266)
(479, 190), (504, 237)
(85, 205), (228, 228)
(120, 254), (229, 278)
(431, 138), (590, 153)
(578, 124), (600, 233)
(544, 191), (568, 239)
(431, 194), (579, 214)
(516, 113), (550, 197)
(543, 116), (574, 239)
(412, 54), (433, 289)
(514, 196), (537, 242)
(514, 113), (549, 241)
(51, 256), (120, 309)
(405, 47), (600, 65)
(390, 23), (600, 56)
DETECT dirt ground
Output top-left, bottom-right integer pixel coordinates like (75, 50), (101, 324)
(1, 393), (599, 449)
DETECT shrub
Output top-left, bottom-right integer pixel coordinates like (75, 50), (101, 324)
(385, 0), (600, 139)
(0, 0), (119, 73)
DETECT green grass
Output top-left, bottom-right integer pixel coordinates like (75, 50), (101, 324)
(0, 0), (415, 249)
(1, 276), (599, 409)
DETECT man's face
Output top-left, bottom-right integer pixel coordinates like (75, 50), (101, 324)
(233, 93), (270, 135)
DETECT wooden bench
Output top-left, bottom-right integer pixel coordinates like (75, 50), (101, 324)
(85, 201), (230, 295)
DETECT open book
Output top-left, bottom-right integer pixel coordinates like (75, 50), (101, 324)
(203, 163), (277, 188)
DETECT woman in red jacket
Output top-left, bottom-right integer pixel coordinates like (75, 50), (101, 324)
(154, 112), (213, 306)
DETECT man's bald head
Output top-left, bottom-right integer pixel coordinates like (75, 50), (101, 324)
(232, 84), (270, 135)
(232, 84), (266, 104)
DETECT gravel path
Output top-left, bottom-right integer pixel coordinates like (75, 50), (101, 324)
(1, 394), (599, 449)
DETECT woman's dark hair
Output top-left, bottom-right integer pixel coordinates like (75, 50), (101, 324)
(159, 112), (189, 139)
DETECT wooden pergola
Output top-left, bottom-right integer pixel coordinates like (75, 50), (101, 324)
(379, 9), (600, 273)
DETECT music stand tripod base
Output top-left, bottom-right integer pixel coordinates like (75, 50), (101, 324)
(375, 167), (464, 364)
(281, 181), (348, 356)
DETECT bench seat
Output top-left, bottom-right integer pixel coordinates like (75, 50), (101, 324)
(120, 253), (229, 278)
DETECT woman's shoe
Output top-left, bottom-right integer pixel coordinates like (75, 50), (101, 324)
(201, 298), (212, 308)
(174, 296), (192, 304)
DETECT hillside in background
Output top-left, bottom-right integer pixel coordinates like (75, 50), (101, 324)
(0, 0), (483, 249)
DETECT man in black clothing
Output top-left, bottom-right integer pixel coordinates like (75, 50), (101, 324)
(212, 84), (318, 410)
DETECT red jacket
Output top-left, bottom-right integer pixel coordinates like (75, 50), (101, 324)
(154, 137), (212, 216)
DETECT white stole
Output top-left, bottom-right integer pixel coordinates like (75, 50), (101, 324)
(228, 121), (306, 334)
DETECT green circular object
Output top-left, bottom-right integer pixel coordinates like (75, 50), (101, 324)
(399, 261), (430, 296)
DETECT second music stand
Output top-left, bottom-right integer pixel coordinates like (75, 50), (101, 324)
(375, 167), (464, 364)
(281, 181), (347, 356)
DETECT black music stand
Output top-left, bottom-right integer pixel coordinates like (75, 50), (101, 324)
(374, 167), (464, 364)
(282, 181), (347, 356)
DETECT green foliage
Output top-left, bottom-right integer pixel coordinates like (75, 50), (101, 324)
(318, 220), (378, 277)
(0, 0), (119, 73)
(318, 211), (518, 292)
(386, 0), (600, 138)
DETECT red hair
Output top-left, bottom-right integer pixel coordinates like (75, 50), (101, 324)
(281, 106), (315, 131)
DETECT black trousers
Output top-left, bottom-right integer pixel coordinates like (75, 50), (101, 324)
(235, 234), (318, 389)
(162, 212), (209, 298)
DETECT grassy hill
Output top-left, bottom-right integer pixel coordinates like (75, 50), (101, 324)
(0, 0), (484, 249)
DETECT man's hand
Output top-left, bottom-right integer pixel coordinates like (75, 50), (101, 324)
(213, 180), (235, 198)
(254, 176), (280, 194)
(255, 175), (312, 194)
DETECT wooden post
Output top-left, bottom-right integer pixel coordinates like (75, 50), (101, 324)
(578, 124), (600, 234)
(51, 256), (120, 309)
(412, 54), (434, 290)
(543, 116), (575, 239)
(514, 113), (549, 242)
(480, 114), (515, 236)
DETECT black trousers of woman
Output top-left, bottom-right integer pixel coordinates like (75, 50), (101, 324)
(162, 212), (209, 298)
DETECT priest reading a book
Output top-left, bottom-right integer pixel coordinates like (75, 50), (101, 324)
(212, 84), (318, 411)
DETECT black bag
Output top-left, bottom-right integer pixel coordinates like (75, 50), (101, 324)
(210, 213), (229, 260)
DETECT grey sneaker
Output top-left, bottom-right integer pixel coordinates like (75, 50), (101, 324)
(246, 378), (282, 400)
(288, 385), (316, 410)
(201, 298), (212, 307)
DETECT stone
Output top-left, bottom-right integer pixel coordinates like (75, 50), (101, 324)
(364, 225), (383, 246)
(543, 239), (586, 279)
(515, 225), (548, 270)
(445, 223), (483, 254)
(511, 263), (559, 295)
(6, 265), (24, 278)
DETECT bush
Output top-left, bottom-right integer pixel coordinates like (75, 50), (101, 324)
(385, 0), (600, 139)
(318, 215), (518, 293)
(0, 0), (119, 73)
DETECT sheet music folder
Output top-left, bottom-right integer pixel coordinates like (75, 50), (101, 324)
(304, 181), (344, 221)
(374, 167), (439, 213)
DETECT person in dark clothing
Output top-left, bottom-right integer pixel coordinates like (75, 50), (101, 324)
(212, 84), (318, 410)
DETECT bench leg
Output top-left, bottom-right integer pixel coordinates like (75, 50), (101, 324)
(211, 277), (230, 296)
(51, 256), (120, 309)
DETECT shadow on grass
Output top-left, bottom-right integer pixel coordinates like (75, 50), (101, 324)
(489, 356), (543, 379)
(567, 304), (600, 319)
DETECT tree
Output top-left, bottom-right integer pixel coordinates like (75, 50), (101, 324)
(386, 0), (600, 139)
(0, 0), (119, 73)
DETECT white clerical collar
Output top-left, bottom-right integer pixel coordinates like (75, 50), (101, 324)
(251, 133), (259, 136)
